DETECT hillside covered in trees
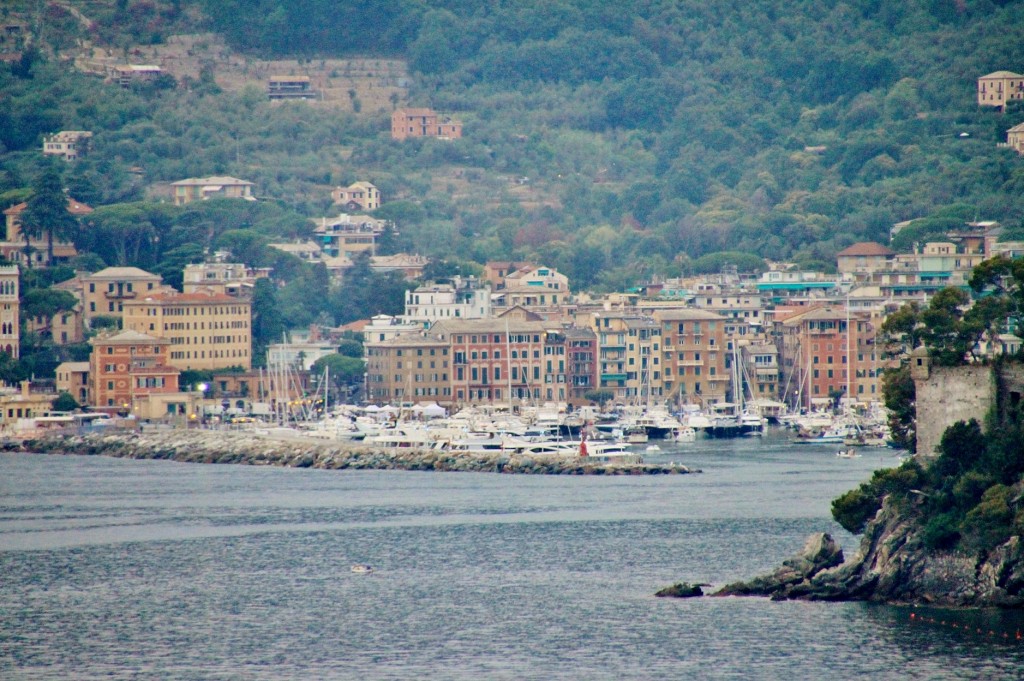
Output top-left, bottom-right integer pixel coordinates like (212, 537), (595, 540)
(3, 0), (1024, 295)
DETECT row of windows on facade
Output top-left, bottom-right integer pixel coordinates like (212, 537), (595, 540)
(161, 321), (249, 330)
(169, 349), (248, 359)
(104, 377), (167, 389)
(138, 306), (248, 316)
(168, 336), (246, 345)
(89, 282), (156, 293)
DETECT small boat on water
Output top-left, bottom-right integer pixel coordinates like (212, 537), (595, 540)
(351, 564), (374, 574)
(836, 449), (861, 459)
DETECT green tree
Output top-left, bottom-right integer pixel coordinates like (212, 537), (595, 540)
(20, 164), (75, 267)
(51, 391), (80, 412)
(311, 353), (366, 401)
(336, 338), (363, 358)
(251, 278), (285, 366)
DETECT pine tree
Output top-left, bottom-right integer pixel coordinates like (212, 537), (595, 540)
(20, 164), (75, 267)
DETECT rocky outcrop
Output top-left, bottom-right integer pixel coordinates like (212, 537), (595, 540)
(655, 582), (707, 598)
(19, 429), (699, 477)
(711, 497), (1024, 607)
(713, 533), (844, 599)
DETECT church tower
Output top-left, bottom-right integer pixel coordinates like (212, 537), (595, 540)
(0, 265), (20, 358)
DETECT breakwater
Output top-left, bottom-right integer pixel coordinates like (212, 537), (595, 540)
(15, 429), (698, 476)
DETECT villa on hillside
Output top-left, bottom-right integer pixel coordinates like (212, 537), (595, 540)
(267, 75), (317, 100)
(1, 197), (90, 267)
(1006, 122), (1024, 154)
(171, 176), (255, 206)
(331, 182), (380, 211)
(42, 131), (92, 161)
(978, 71), (1024, 110)
(391, 108), (462, 140)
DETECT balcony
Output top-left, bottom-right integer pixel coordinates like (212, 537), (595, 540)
(105, 290), (137, 299)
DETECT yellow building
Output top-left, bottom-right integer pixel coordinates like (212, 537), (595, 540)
(56, 361), (90, 405)
(83, 267), (164, 324)
(122, 291), (253, 371)
(653, 308), (729, 407)
(978, 70), (1024, 110)
(589, 313), (664, 402)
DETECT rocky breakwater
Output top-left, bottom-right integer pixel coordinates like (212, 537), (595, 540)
(21, 429), (699, 476)
(709, 501), (1024, 606)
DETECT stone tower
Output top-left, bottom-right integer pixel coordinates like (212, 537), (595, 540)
(0, 265), (19, 358)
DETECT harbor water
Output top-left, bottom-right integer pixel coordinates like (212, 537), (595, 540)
(2, 429), (1023, 680)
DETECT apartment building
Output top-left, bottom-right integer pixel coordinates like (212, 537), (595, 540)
(313, 214), (391, 257)
(122, 291), (253, 371)
(182, 262), (270, 298)
(88, 330), (179, 408)
(365, 334), (451, 403)
(653, 309), (729, 407)
(404, 278), (492, 325)
(774, 305), (881, 411)
(588, 313), (664, 402)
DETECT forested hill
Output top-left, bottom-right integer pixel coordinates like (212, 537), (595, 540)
(200, 0), (1024, 276)
(4, 0), (1024, 293)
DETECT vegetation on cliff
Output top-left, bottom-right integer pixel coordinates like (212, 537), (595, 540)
(5, 0), (1024, 295)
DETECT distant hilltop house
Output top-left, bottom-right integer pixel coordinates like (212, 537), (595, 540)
(391, 108), (462, 141)
(331, 182), (380, 211)
(42, 131), (93, 161)
(313, 213), (391, 257)
(110, 64), (163, 88)
(267, 75), (317, 100)
(977, 71), (1024, 110)
(171, 176), (255, 206)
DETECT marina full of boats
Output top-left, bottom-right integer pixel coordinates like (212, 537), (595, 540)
(232, 398), (895, 457)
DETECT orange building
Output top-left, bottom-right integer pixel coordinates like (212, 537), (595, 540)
(89, 330), (180, 409)
(391, 108), (462, 140)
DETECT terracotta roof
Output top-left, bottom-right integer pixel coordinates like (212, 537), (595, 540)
(132, 292), (244, 304)
(980, 71), (1024, 79)
(836, 242), (895, 257)
(4, 197), (93, 216)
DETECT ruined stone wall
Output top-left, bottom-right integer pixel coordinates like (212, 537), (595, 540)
(914, 365), (995, 457)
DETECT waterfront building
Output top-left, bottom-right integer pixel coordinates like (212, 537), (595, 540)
(0, 381), (56, 429)
(122, 291), (253, 371)
(88, 330), (180, 409)
(653, 309), (729, 408)
(0, 265), (18, 358)
(55, 361), (90, 405)
(364, 333), (451, 404)
(588, 313), (664, 403)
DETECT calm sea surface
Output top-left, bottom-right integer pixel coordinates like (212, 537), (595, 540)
(2, 429), (1023, 680)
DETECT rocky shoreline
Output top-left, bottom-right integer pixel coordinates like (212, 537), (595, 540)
(710, 500), (1024, 607)
(662, 503), (1024, 607)
(11, 429), (698, 476)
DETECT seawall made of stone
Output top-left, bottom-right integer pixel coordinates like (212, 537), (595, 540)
(12, 430), (698, 476)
